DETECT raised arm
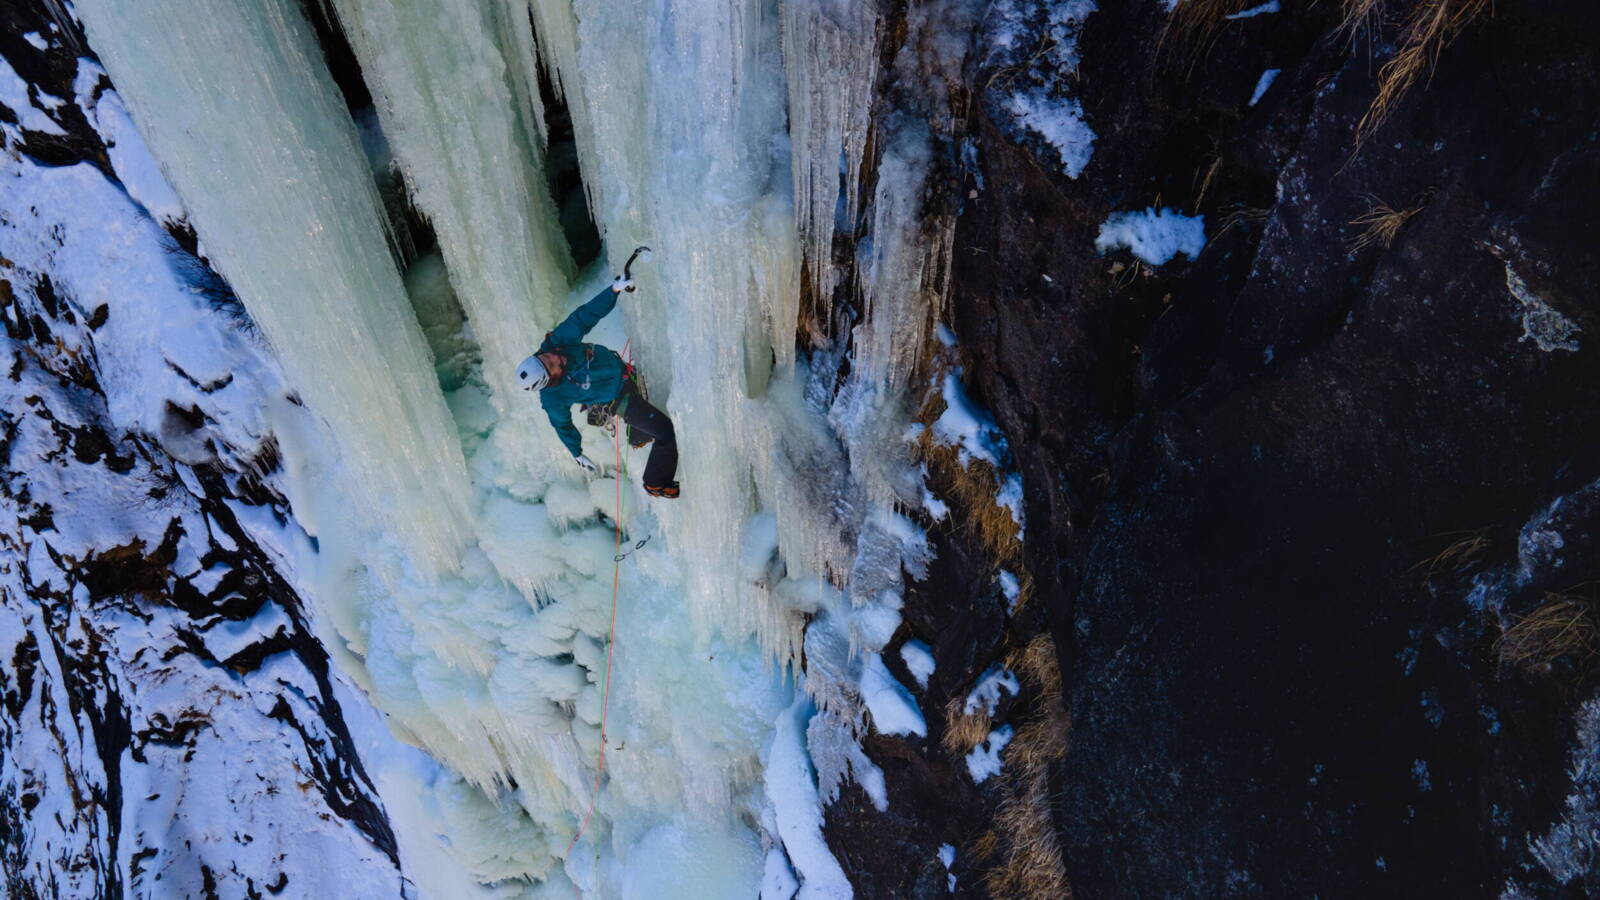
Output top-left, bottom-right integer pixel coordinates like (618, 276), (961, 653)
(545, 284), (618, 348)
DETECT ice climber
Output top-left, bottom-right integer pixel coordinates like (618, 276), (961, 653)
(515, 253), (679, 498)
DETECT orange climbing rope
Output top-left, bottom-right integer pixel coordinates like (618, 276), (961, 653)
(562, 340), (632, 883)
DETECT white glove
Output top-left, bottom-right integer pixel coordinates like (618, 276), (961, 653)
(610, 275), (636, 293)
(574, 454), (598, 473)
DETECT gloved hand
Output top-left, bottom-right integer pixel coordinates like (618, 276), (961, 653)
(574, 454), (598, 473)
(610, 275), (635, 293)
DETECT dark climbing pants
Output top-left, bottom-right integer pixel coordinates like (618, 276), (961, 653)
(621, 390), (677, 488)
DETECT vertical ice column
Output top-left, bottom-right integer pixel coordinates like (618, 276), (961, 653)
(74, 0), (472, 574)
(854, 129), (953, 396)
(546, 0), (801, 639)
(516, 0), (600, 213)
(783, 0), (879, 332)
(330, 0), (578, 452)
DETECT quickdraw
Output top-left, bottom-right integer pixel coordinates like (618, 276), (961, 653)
(613, 534), (650, 563)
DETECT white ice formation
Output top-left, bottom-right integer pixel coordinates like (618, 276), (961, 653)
(58, 0), (1000, 895)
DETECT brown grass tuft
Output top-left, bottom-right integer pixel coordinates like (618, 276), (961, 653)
(944, 690), (997, 756)
(1193, 155), (1223, 210)
(918, 438), (1025, 568)
(1349, 195), (1424, 251)
(1353, 0), (1490, 145)
(1007, 635), (1064, 698)
(1216, 204), (1271, 238)
(1497, 593), (1599, 673)
(984, 635), (1072, 899)
(1412, 528), (1491, 576)
(1339, 0), (1386, 42)
(1161, 0), (1264, 53)
(914, 343), (1025, 569)
(970, 829), (1000, 863)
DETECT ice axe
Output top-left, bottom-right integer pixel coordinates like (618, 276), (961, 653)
(618, 245), (651, 291)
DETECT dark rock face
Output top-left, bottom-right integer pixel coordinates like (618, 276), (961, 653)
(945, 0), (1600, 895)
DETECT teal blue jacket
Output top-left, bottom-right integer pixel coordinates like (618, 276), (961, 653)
(538, 286), (627, 457)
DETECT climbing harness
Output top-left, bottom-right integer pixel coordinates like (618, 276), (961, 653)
(583, 338), (651, 448)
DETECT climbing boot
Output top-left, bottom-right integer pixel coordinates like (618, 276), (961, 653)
(643, 481), (680, 499)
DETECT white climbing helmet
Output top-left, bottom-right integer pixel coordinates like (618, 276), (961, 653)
(515, 353), (550, 391)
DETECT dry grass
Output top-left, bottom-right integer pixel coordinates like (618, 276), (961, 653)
(1193, 155), (1223, 210)
(1351, 0), (1491, 145)
(970, 829), (1000, 862)
(1160, 0), (1263, 58)
(914, 348), (1025, 568)
(1349, 195), (1424, 250)
(1497, 593), (1599, 673)
(1339, 0), (1386, 41)
(918, 438), (1025, 568)
(943, 689), (997, 756)
(1411, 528), (1491, 576)
(1008, 635), (1064, 699)
(1215, 204), (1271, 240)
(984, 635), (1072, 899)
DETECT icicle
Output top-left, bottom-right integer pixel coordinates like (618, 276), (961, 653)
(783, 0), (879, 315)
(74, 0), (473, 575)
(328, 0), (578, 467)
(490, 0), (551, 146)
(523, 0), (606, 219)
(546, 0), (803, 645)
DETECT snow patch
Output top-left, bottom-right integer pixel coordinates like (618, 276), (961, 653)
(965, 665), (1020, 717)
(1095, 207), (1207, 266)
(0, 55), (64, 135)
(762, 847), (801, 900)
(1506, 264), (1580, 352)
(933, 371), (1006, 468)
(998, 570), (1021, 613)
(966, 725), (1014, 783)
(765, 695), (854, 899)
(986, 0), (1098, 178)
(1524, 697), (1600, 884)
(1000, 89), (1096, 178)
(899, 640), (936, 689)
(860, 653), (927, 737)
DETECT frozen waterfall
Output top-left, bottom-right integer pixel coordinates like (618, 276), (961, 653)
(72, 0), (976, 895)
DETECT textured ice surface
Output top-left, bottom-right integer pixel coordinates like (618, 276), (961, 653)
(329, 0), (577, 446)
(66, 0), (983, 892)
(76, 0), (475, 576)
(1523, 698), (1600, 884)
